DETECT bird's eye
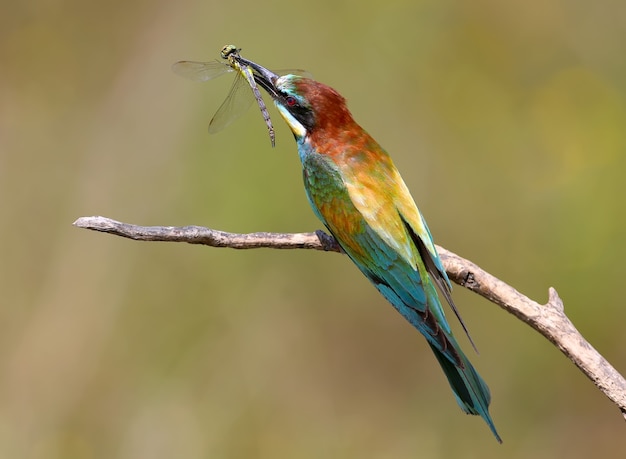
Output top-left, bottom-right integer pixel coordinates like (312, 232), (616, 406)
(286, 96), (297, 107)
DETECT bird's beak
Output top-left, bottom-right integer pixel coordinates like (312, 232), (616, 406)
(235, 56), (281, 101)
(235, 55), (309, 139)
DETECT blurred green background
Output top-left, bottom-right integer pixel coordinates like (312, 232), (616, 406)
(2, 0), (626, 457)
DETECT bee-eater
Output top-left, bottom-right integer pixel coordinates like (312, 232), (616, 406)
(238, 56), (501, 443)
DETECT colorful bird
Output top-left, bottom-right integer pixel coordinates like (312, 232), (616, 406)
(236, 55), (502, 443)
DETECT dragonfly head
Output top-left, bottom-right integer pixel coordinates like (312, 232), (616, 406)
(220, 44), (241, 60)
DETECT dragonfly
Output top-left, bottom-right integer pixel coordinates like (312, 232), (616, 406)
(172, 45), (308, 147)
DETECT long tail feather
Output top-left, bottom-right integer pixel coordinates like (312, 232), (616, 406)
(429, 343), (502, 443)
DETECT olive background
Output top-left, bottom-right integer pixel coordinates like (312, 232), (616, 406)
(2, 0), (626, 457)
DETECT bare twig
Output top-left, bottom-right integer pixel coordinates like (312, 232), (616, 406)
(74, 215), (626, 419)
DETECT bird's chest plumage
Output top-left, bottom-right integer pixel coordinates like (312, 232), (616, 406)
(297, 136), (420, 267)
(298, 143), (366, 238)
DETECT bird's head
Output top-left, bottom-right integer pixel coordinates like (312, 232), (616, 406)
(238, 57), (354, 141)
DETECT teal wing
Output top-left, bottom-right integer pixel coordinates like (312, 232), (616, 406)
(336, 211), (464, 367)
(349, 221), (500, 438)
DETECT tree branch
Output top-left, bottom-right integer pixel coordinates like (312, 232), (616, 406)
(74, 215), (626, 419)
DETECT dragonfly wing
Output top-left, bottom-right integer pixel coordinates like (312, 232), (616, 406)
(208, 73), (255, 133)
(172, 56), (310, 137)
(171, 60), (233, 81)
(274, 69), (313, 79)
